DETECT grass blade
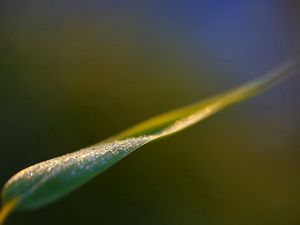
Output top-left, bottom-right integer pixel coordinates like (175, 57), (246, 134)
(0, 60), (298, 223)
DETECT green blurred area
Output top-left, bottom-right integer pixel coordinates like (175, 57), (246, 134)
(1, 2), (300, 225)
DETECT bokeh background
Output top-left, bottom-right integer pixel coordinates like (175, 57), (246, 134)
(1, 1), (300, 225)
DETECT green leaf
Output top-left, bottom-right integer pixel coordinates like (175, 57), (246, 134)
(0, 60), (298, 224)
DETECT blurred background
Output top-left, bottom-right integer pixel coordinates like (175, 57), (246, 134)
(1, 1), (300, 225)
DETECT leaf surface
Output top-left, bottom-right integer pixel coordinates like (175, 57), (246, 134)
(0, 60), (298, 224)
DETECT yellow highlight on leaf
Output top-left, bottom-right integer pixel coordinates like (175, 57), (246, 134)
(0, 199), (19, 225)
